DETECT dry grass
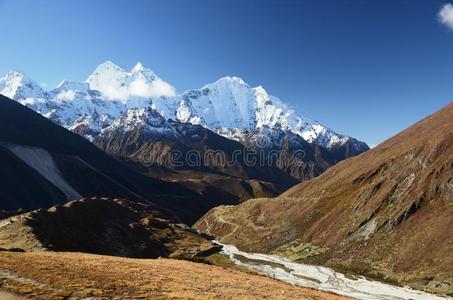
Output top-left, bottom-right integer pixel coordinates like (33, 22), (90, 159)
(0, 251), (349, 300)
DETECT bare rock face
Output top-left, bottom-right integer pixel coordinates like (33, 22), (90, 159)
(194, 103), (453, 295)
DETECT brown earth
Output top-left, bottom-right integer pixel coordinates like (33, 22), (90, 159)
(194, 102), (453, 295)
(0, 251), (349, 300)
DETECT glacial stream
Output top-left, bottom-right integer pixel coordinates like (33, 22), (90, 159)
(217, 242), (450, 300)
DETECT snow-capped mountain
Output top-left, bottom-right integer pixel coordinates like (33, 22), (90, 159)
(0, 71), (47, 100)
(172, 76), (365, 150)
(0, 61), (368, 152)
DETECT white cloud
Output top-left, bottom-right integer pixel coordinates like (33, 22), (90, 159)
(129, 78), (176, 98)
(89, 71), (177, 101)
(55, 90), (76, 101)
(438, 3), (453, 30)
(98, 79), (176, 100)
(99, 85), (130, 100)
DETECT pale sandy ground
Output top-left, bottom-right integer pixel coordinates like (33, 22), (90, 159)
(0, 251), (349, 300)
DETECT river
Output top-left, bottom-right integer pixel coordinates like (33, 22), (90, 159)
(217, 242), (450, 300)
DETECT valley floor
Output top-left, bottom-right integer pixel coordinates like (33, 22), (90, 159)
(0, 251), (348, 300)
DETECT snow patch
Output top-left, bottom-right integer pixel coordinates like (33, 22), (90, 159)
(4, 144), (82, 201)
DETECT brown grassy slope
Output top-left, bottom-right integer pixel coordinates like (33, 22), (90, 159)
(194, 102), (453, 294)
(0, 251), (349, 300)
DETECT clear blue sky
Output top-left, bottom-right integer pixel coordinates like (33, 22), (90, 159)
(0, 0), (452, 146)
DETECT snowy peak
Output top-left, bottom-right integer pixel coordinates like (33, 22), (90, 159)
(177, 76), (257, 130)
(131, 62), (145, 73)
(89, 60), (124, 76)
(129, 62), (157, 80)
(202, 76), (250, 95)
(0, 71), (46, 100)
(86, 61), (176, 100)
(210, 76), (248, 86)
(253, 85), (271, 105)
(86, 61), (129, 100)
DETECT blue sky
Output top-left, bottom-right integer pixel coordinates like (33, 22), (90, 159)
(0, 0), (452, 146)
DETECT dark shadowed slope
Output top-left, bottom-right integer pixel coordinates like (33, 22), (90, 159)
(0, 198), (217, 259)
(195, 103), (453, 295)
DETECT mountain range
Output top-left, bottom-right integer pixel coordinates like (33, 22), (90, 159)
(0, 61), (368, 154)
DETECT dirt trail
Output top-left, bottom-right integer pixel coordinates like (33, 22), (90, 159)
(202, 207), (240, 242)
(217, 216), (240, 242)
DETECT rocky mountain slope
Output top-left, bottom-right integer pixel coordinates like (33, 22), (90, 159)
(194, 103), (453, 295)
